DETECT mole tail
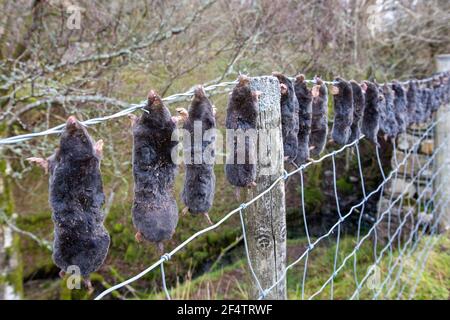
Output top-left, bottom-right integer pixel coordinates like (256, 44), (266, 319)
(234, 187), (241, 201)
(156, 242), (165, 255)
(204, 212), (213, 226)
(84, 278), (94, 295)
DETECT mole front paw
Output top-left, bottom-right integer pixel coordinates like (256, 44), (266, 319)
(135, 231), (144, 243)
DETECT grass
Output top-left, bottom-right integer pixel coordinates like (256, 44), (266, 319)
(143, 233), (450, 300)
(7, 62), (448, 300)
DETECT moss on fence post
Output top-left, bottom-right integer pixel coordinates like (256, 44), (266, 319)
(0, 132), (24, 299)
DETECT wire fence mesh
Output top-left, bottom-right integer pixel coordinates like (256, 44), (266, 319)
(0, 73), (448, 300)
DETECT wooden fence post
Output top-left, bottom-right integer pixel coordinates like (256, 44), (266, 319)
(244, 76), (287, 299)
(435, 54), (450, 233)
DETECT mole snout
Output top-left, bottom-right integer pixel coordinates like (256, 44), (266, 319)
(225, 75), (259, 199)
(27, 115), (110, 290)
(272, 72), (299, 163)
(181, 85), (216, 225)
(66, 115), (77, 126)
(65, 115), (81, 132)
(194, 85), (206, 97)
(309, 76), (328, 158)
(131, 89), (179, 251)
(330, 77), (354, 146)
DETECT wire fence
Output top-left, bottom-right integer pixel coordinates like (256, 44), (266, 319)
(1, 72), (448, 300)
(92, 116), (447, 300)
(0, 75), (438, 145)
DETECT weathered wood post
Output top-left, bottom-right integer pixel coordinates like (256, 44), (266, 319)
(435, 54), (450, 233)
(245, 76), (287, 299)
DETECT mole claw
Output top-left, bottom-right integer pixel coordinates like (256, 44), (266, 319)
(94, 139), (104, 158)
(128, 114), (138, 127)
(26, 157), (49, 174)
(247, 181), (257, 188)
(331, 85), (340, 95)
(204, 213), (213, 225)
(84, 279), (94, 295)
(182, 207), (189, 216)
(135, 231), (143, 243)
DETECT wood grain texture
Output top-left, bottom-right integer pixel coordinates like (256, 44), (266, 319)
(244, 76), (286, 299)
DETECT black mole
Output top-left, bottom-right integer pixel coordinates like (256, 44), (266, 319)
(331, 77), (354, 145)
(381, 84), (399, 139)
(27, 116), (110, 291)
(375, 83), (387, 139)
(406, 80), (419, 125)
(293, 74), (312, 165)
(349, 80), (365, 142)
(225, 75), (260, 198)
(430, 76), (441, 114)
(309, 76), (328, 157)
(421, 86), (433, 124)
(415, 85), (427, 124)
(130, 90), (180, 251)
(272, 72), (299, 162)
(361, 81), (380, 146)
(391, 81), (408, 134)
(181, 86), (216, 225)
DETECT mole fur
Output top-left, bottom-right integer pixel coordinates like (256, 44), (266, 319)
(416, 86), (427, 124)
(361, 81), (380, 146)
(331, 77), (354, 145)
(443, 72), (449, 103)
(381, 84), (399, 138)
(435, 75), (444, 107)
(225, 75), (258, 188)
(272, 72), (299, 161)
(406, 80), (419, 125)
(309, 77), (328, 157)
(181, 86), (216, 216)
(375, 83), (388, 137)
(293, 74), (312, 165)
(431, 77), (441, 113)
(440, 72), (450, 105)
(391, 81), (408, 134)
(349, 80), (365, 142)
(421, 86), (432, 123)
(42, 116), (110, 277)
(131, 90), (179, 245)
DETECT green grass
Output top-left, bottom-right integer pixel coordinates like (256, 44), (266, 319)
(8, 61), (449, 300)
(143, 233), (450, 300)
